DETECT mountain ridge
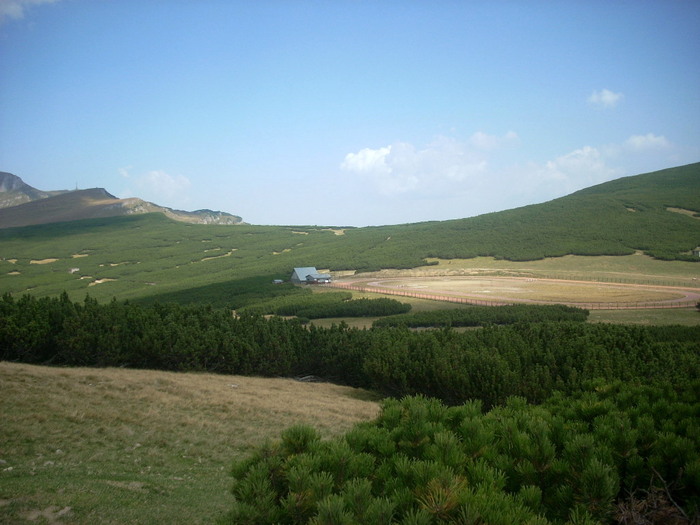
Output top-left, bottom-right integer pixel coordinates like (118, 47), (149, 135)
(0, 172), (244, 228)
(0, 171), (69, 208)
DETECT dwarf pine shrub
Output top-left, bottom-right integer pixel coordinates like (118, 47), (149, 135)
(224, 382), (699, 524)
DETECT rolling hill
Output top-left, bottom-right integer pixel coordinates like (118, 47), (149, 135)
(0, 162), (698, 304)
(0, 172), (243, 228)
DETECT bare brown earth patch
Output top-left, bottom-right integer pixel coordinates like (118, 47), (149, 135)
(88, 278), (117, 286)
(667, 206), (700, 219)
(21, 506), (73, 524)
(322, 228), (346, 235)
(200, 248), (237, 262)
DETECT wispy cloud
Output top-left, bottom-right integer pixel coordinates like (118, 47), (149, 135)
(0, 0), (60, 24)
(625, 133), (670, 151)
(119, 169), (192, 207)
(469, 130), (519, 150)
(118, 165), (133, 179)
(341, 133), (516, 196)
(537, 145), (622, 190)
(588, 88), (624, 108)
(138, 170), (191, 200)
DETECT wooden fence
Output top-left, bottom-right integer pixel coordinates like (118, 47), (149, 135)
(329, 282), (698, 311)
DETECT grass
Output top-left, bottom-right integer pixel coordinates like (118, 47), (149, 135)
(587, 307), (700, 325)
(0, 362), (381, 524)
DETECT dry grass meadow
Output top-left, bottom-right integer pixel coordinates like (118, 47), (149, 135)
(0, 362), (381, 524)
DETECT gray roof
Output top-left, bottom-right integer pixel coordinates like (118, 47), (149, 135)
(292, 267), (318, 279)
(291, 267), (331, 282)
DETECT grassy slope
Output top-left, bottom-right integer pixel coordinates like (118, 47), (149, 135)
(0, 163), (697, 305)
(380, 162), (700, 261)
(0, 362), (380, 524)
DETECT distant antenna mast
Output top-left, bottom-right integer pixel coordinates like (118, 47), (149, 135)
(75, 182), (78, 190)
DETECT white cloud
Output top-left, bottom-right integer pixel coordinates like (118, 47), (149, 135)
(340, 133), (516, 196)
(0, 0), (60, 23)
(138, 170), (191, 200)
(342, 143), (418, 194)
(341, 146), (392, 174)
(588, 88), (624, 108)
(538, 145), (622, 189)
(470, 130), (519, 150)
(625, 133), (670, 151)
(119, 169), (192, 207)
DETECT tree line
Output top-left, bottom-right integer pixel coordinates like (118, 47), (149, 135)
(373, 304), (588, 328)
(2, 293), (698, 407)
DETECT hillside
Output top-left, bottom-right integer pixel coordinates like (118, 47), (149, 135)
(0, 172), (243, 227)
(0, 361), (380, 524)
(378, 162), (700, 262)
(0, 163), (698, 304)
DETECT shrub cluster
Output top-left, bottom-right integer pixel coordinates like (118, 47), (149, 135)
(225, 381), (699, 524)
(373, 304), (588, 328)
(240, 292), (411, 320)
(293, 297), (412, 320)
(240, 291), (411, 319)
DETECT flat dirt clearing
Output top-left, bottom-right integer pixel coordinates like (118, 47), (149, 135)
(347, 276), (695, 306)
(334, 254), (700, 310)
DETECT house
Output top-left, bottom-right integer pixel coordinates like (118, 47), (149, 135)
(693, 247), (700, 258)
(290, 267), (332, 284)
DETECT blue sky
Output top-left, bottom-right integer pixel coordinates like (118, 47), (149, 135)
(1, 0), (698, 226)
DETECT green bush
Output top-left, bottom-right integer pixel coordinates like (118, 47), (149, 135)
(241, 293), (411, 319)
(374, 304), (588, 328)
(225, 383), (699, 524)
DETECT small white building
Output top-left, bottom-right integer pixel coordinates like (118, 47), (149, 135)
(290, 267), (332, 284)
(693, 247), (700, 258)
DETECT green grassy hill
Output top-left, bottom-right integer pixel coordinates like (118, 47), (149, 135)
(375, 162), (700, 262)
(0, 163), (698, 304)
